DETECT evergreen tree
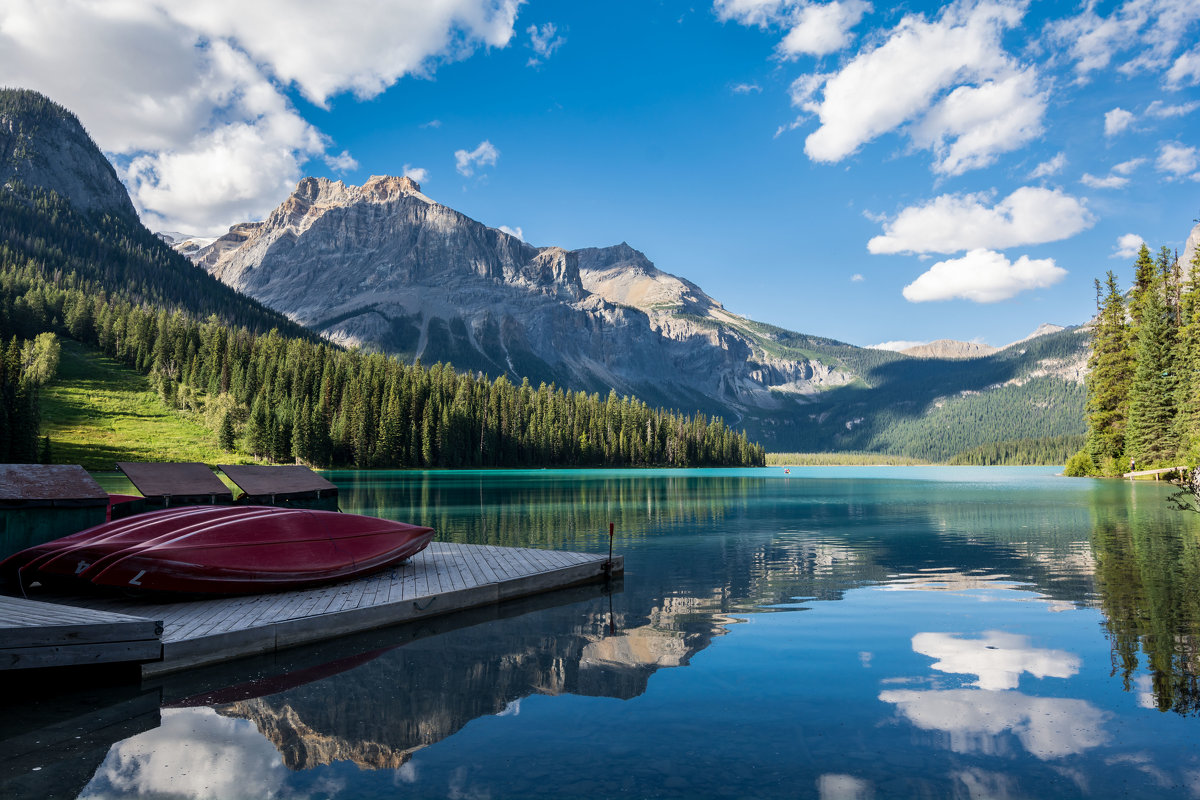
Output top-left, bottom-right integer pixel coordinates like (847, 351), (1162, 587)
(1126, 287), (1179, 465)
(1085, 272), (1135, 465)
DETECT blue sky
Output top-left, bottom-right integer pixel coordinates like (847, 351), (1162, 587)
(1, 1), (1198, 348)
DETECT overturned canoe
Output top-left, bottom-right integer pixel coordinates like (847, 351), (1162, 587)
(8, 505), (434, 595)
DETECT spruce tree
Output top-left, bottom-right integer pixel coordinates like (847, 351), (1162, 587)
(1126, 286), (1179, 465)
(1085, 272), (1136, 468)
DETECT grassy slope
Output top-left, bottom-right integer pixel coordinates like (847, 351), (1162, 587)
(40, 340), (255, 470)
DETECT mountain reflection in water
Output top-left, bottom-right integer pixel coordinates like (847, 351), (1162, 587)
(57, 468), (1200, 799)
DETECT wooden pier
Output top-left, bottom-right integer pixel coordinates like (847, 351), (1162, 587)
(0, 595), (162, 670)
(1122, 465), (1189, 480)
(3, 542), (621, 677)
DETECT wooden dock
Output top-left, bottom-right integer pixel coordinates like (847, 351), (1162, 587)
(1122, 465), (1189, 480)
(0, 595), (162, 670)
(6, 542), (620, 677)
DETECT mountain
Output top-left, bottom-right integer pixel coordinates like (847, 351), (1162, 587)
(0, 88), (308, 337)
(898, 339), (999, 359)
(181, 175), (1087, 457)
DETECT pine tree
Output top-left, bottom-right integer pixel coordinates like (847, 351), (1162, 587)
(1126, 286), (1179, 465)
(1085, 272), (1136, 467)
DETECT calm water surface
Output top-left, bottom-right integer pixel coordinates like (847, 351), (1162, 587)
(11, 467), (1200, 798)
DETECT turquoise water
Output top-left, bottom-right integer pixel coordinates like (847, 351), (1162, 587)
(26, 468), (1200, 797)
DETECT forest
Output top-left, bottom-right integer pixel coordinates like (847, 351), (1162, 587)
(0, 178), (764, 469)
(1068, 240), (1200, 476)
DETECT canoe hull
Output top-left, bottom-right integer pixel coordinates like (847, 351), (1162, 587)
(6, 506), (435, 595)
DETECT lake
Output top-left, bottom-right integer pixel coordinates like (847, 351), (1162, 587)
(10, 467), (1200, 798)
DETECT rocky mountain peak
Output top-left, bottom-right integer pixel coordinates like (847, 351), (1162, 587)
(0, 88), (137, 219)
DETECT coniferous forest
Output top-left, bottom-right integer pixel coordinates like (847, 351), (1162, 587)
(1068, 241), (1200, 476)
(0, 172), (764, 469)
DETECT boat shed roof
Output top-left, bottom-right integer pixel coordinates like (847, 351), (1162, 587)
(116, 462), (233, 502)
(0, 464), (108, 507)
(217, 465), (337, 498)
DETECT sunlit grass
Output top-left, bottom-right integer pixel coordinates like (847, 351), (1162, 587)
(40, 340), (255, 470)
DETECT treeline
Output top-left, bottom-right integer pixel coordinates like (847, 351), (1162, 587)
(0, 195), (763, 469)
(1068, 241), (1200, 476)
(947, 434), (1086, 466)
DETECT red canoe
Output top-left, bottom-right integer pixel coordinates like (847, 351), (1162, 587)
(9, 506), (434, 595)
(0, 505), (226, 588)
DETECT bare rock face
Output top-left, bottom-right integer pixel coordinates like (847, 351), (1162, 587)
(0, 88), (137, 219)
(183, 176), (852, 417)
(1182, 222), (1200, 274)
(900, 340), (999, 360)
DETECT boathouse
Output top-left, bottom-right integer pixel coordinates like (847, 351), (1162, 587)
(0, 464), (108, 559)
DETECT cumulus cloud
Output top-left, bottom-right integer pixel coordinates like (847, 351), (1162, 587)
(911, 68), (1046, 175)
(1104, 107), (1135, 136)
(902, 249), (1067, 303)
(732, 82), (763, 94)
(455, 140), (500, 177)
(1028, 152), (1066, 178)
(1156, 142), (1200, 178)
(1167, 46), (1200, 88)
(868, 187), (1093, 255)
(869, 340), (928, 351)
(911, 631), (1080, 691)
(1048, 0), (1200, 81)
(526, 22), (565, 66)
(402, 164), (430, 183)
(0, 0), (521, 233)
(498, 224), (525, 240)
(324, 150), (358, 172)
(1113, 233), (1146, 259)
(879, 688), (1109, 760)
(850, 273), (864, 282)
(715, 0), (871, 57)
(779, 1), (873, 58)
(796, 2), (1042, 174)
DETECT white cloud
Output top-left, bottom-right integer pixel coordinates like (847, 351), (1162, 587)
(498, 224), (525, 240)
(879, 688), (1109, 760)
(798, 1), (1037, 174)
(1167, 46), (1200, 88)
(817, 773), (873, 800)
(850, 273), (864, 282)
(1156, 142), (1200, 178)
(778, 1), (872, 58)
(526, 22), (564, 66)
(869, 187), (1093, 255)
(1049, 0), (1200, 81)
(911, 68), (1045, 175)
(421, 119), (443, 129)
(869, 340), (927, 351)
(81, 707), (286, 797)
(1113, 157), (1147, 175)
(324, 149), (358, 172)
(1104, 107), (1135, 136)
(1146, 99), (1200, 118)
(902, 249), (1067, 303)
(1029, 152), (1066, 178)
(455, 140), (500, 177)
(732, 82), (763, 94)
(911, 631), (1080, 691)
(0, 0), (521, 233)
(1113, 233), (1146, 259)
(1081, 172), (1129, 189)
(402, 164), (430, 183)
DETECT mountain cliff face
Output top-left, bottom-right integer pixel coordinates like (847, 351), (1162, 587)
(184, 175), (856, 418)
(0, 89), (136, 219)
(178, 174), (1089, 454)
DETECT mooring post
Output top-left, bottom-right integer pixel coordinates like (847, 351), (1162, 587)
(605, 522), (614, 577)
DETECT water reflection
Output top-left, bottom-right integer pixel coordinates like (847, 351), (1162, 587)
(1089, 486), (1200, 715)
(34, 469), (1200, 798)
